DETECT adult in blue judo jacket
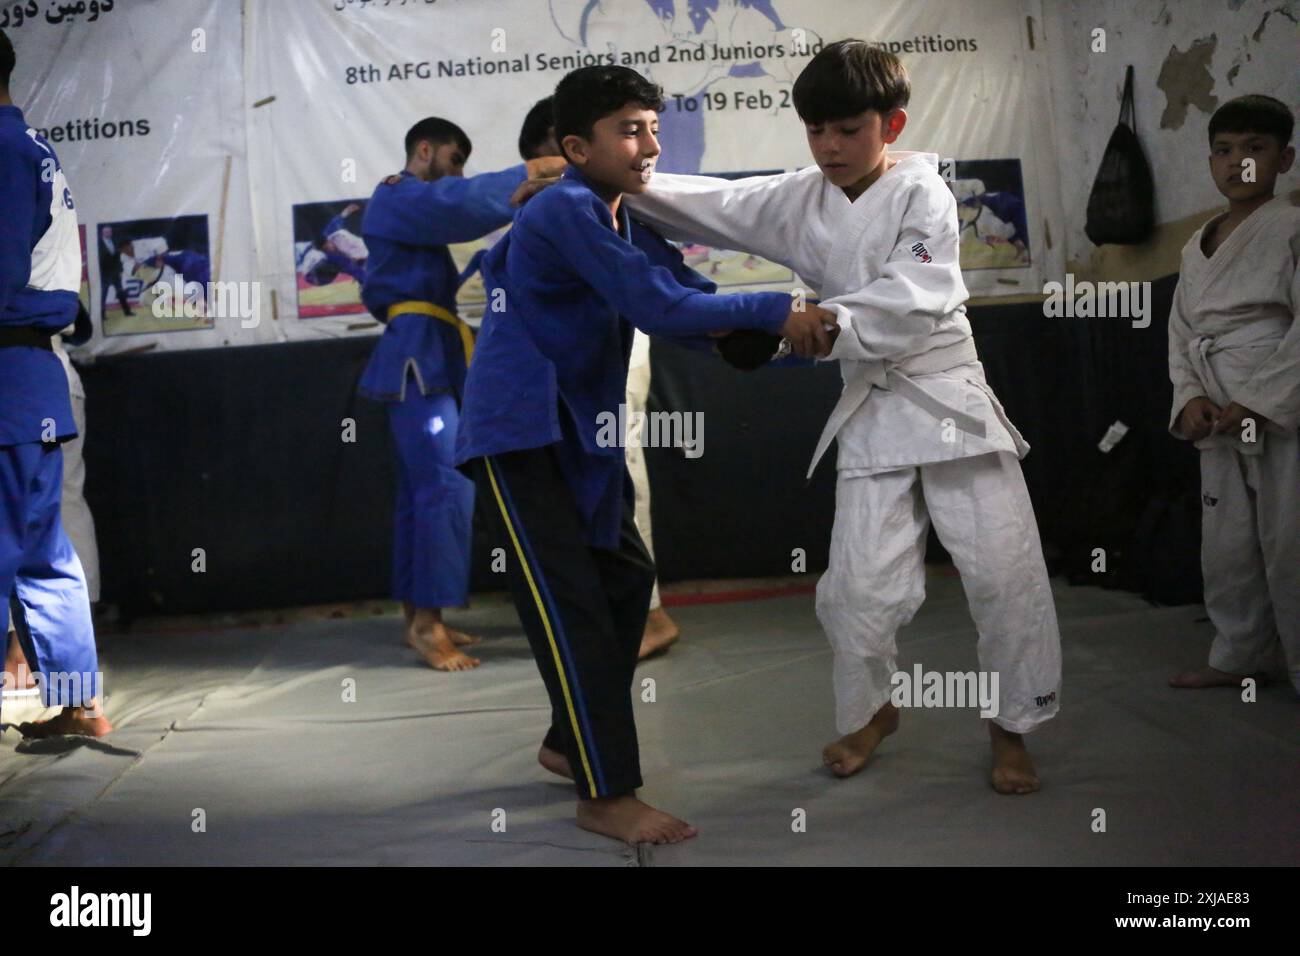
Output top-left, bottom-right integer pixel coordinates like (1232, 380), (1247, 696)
(455, 65), (836, 845)
(0, 30), (110, 737)
(358, 116), (566, 671)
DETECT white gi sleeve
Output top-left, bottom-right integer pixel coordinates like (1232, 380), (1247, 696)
(1166, 278), (1207, 438)
(625, 171), (812, 276)
(1233, 234), (1300, 430)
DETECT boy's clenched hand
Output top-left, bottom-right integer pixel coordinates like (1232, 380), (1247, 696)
(1178, 396), (1221, 441)
(780, 304), (838, 358)
(1212, 400), (1267, 437)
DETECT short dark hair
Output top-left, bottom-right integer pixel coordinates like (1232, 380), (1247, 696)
(518, 96), (555, 160)
(0, 28), (15, 89)
(404, 117), (471, 161)
(792, 40), (910, 125)
(553, 65), (664, 161)
(1208, 94), (1293, 148)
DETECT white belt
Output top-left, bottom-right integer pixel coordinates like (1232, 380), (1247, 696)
(1185, 318), (1288, 455)
(1187, 318), (1289, 407)
(806, 338), (983, 478)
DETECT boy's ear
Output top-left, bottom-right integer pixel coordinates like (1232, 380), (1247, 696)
(1280, 144), (1296, 174)
(561, 134), (589, 166)
(882, 108), (907, 144)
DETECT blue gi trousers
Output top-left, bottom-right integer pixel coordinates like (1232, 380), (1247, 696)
(387, 390), (474, 609)
(1, 441), (99, 709)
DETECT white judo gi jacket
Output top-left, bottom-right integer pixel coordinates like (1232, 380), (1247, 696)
(628, 152), (1027, 475)
(1168, 194), (1300, 451)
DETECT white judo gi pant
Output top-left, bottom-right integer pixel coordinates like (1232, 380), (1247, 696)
(816, 451), (1062, 735)
(57, 350), (101, 603)
(1200, 434), (1300, 692)
(624, 356), (661, 611)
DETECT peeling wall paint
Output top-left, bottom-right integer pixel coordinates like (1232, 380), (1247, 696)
(1156, 36), (1219, 129)
(1040, 0), (1299, 269)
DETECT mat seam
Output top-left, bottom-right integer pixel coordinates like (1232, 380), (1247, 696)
(5, 638), (281, 865)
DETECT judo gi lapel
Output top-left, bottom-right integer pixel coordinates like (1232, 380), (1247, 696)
(1187, 196), (1291, 294)
(807, 153), (940, 479)
(823, 152), (938, 296)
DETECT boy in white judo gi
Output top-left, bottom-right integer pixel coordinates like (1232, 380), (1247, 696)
(627, 40), (1061, 794)
(1167, 95), (1299, 695)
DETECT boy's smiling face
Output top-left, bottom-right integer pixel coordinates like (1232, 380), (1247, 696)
(805, 108), (905, 191)
(1209, 131), (1294, 202)
(562, 104), (661, 198)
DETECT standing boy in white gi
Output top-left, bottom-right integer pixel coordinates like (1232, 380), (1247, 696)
(628, 41), (1061, 794)
(1167, 95), (1299, 695)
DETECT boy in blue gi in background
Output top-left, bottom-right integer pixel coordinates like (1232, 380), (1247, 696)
(359, 117), (565, 672)
(456, 66), (836, 844)
(0, 29), (110, 737)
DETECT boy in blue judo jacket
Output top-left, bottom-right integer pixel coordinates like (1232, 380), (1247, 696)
(359, 117), (564, 672)
(0, 29), (110, 737)
(456, 65), (836, 845)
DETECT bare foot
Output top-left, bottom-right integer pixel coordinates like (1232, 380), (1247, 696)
(406, 622), (481, 672)
(17, 704), (114, 739)
(989, 722), (1039, 795)
(538, 743), (574, 780)
(637, 607), (680, 660)
(443, 627), (482, 648)
(4, 631), (36, 691)
(822, 701), (900, 778)
(575, 795), (698, 845)
(1168, 666), (1252, 689)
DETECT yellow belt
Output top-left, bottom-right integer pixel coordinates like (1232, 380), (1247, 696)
(386, 300), (474, 364)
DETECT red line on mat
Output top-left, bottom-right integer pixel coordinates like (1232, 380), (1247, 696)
(661, 583), (817, 607)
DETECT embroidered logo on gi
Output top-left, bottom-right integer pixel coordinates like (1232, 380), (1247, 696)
(1202, 493), (1219, 507)
(382, 174), (402, 186)
(910, 241), (932, 263)
(1034, 692), (1057, 707)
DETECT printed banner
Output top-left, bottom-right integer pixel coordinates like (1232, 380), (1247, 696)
(11, 0), (1060, 356)
(7, 0), (262, 356)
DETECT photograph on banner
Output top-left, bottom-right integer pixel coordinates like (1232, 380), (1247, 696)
(77, 225), (89, 311)
(97, 216), (214, 336)
(948, 159), (1031, 271)
(293, 199), (370, 319)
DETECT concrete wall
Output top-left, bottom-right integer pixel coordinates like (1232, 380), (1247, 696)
(1038, 0), (1299, 279)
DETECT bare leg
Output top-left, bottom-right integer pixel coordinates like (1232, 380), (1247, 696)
(637, 607), (680, 660)
(1168, 666), (1255, 689)
(18, 702), (113, 738)
(4, 630), (36, 690)
(822, 700), (900, 778)
(405, 608), (481, 671)
(576, 794), (698, 845)
(538, 742), (574, 780)
(989, 722), (1039, 795)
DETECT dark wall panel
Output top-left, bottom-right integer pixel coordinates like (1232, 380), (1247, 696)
(80, 276), (1197, 618)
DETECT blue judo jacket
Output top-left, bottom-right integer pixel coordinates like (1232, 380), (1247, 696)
(455, 167), (791, 548)
(0, 105), (80, 447)
(357, 164), (527, 401)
